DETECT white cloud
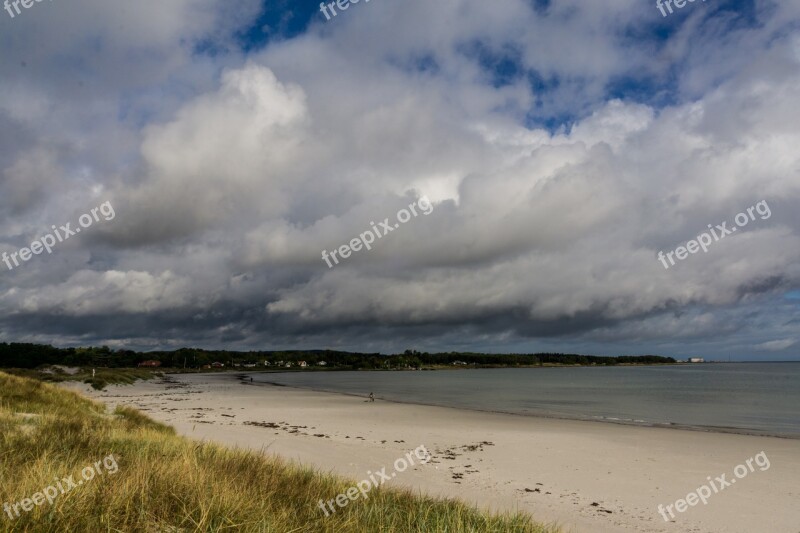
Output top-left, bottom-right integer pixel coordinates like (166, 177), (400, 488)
(755, 339), (797, 352)
(0, 0), (798, 356)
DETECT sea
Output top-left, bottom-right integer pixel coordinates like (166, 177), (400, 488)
(249, 362), (800, 438)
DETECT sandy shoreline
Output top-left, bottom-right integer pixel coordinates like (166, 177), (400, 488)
(68, 373), (800, 533)
(255, 373), (798, 440)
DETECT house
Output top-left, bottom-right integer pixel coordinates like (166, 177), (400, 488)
(317, 361), (327, 366)
(243, 363), (257, 368)
(211, 362), (225, 368)
(137, 360), (162, 368)
(688, 357), (705, 363)
(298, 361), (308, 368)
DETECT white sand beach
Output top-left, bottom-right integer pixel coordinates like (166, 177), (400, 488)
(69, 373), (800, 533)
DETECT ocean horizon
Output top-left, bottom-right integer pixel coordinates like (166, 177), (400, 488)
(249, 362), (800, 438)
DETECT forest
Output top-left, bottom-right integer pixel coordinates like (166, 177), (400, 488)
(0, 343), (675, 370)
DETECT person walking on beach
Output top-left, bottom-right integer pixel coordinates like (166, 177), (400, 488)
(369, 392), (374, 402)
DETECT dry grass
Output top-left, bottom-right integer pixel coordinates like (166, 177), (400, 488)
(0, 372), (559, 532)
(3, 367), (160, 390)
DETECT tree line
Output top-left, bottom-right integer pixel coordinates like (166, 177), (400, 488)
(0, 343), (675, 370)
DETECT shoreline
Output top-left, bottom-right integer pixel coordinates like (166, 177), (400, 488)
(69, 372), (800, 533)
(238, 372), (800, 440)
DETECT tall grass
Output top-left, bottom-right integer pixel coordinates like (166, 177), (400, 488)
(0, 372), (558, 532)
(4, 367), (160, 390)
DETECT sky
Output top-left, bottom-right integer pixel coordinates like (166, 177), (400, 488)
(0, 0), (799, 360)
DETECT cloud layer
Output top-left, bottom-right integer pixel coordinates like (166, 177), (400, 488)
(1, 0), (798, 359)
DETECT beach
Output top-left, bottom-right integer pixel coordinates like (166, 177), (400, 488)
(70, 373), (800, 533)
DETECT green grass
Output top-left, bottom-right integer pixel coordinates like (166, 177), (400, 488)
(0, 372), (559, 532)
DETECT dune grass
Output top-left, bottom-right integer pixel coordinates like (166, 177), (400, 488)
(0, 372), (559, 532)
(4, 366), (161, 391)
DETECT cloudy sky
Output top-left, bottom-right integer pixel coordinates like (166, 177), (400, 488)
(1, 0), (799, 360)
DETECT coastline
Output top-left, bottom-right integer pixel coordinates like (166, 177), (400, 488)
(244, 363), (800, 440)
(67, 372), (800, 533)
(248, 372), (799, 440)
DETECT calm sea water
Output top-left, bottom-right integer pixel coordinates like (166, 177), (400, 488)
(250, 363), (800, 437)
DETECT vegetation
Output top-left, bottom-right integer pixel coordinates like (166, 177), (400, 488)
(0, 372), (558, 532)
(3, 367), (160, 391)
(0, 342), (675, 371)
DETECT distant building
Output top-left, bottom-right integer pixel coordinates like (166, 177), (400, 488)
(298, 361), (308, 367)
(317, 361), (327, 366)
(137, 360), (162, 368)
(688, 357), (705, 363)
(211, 362), (225, 368)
